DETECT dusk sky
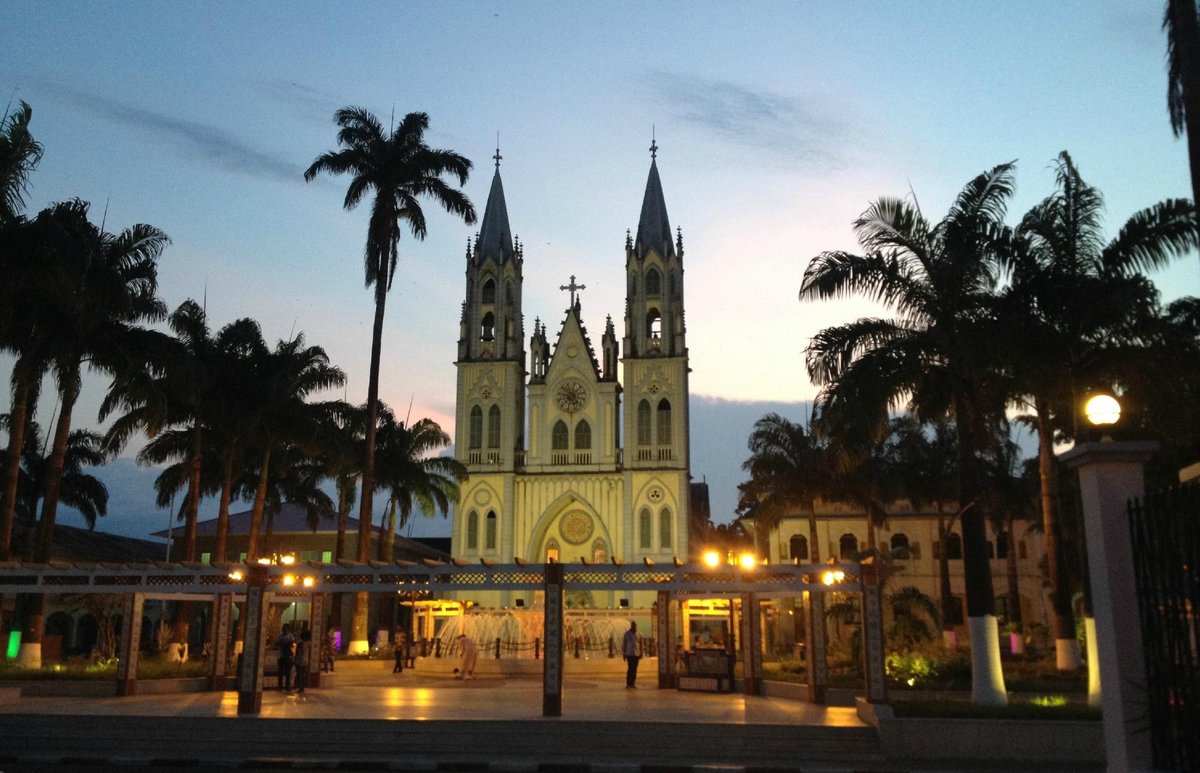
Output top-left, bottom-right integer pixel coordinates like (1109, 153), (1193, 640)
(2, 2), (1197, 541)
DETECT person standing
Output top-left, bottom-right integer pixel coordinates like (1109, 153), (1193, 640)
(275, 624), (296, 692)
(456, 633), (477, 680)
(294, 628), (312, 695)
(393, 630), (407, 674)
(622, 621), (644, 688)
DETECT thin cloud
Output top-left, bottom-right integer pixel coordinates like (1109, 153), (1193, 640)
(649, 71), (846, 168)
(35, 78), (300, 184)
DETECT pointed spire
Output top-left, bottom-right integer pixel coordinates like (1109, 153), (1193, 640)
(476, 141), (515, 264)
(635, 136), (674, 259)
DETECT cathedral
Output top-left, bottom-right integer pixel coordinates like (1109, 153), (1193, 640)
(449, 143), (691, 607)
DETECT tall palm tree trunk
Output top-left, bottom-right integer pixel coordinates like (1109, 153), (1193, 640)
(1170, 0), (1200, 226)
(1035, 398), (1080, 669)
(1, 366), (38, 559)
(182, 426), (202, 561)
(215, 450), (235, 563)
(807, 512), (820, 564)
(936, 506), (956, 644)
(351, 282), (388, 654)
(955, 401), (1007, 705)
(245, 447), (272, 562)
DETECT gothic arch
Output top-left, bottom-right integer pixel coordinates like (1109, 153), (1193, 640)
(526, 491), (614, 565)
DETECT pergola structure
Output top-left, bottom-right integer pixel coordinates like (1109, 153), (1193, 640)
(0, 559), (887, 716)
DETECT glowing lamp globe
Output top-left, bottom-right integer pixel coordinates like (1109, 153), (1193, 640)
(702, 550), (722, 568)
(738, 552), (757, 571)
(1085, 394), (1121, 426)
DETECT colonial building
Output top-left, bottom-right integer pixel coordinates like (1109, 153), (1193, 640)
(450, 144), (691, 608)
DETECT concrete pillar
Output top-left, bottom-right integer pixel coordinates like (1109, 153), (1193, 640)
(116, 593), (144, 696)
(1061, 440), (1157, 773)
(237, 566), (271, 715)
(740, 593), (763, 695)
(542, 562), (564, 717)
(656, 590), (675, 689)
(805, 590), (828, 704)
(208, 593), (233, 691)
(861, 564), (887, 704)
(307, 591), (326, 689)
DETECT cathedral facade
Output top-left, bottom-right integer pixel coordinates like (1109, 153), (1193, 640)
(449, 146), (691, 607)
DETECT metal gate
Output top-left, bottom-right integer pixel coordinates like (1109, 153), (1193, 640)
(1129, 485), (1200, 771)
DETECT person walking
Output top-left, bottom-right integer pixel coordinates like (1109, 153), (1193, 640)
(274, 624), (296, 692)
(622, 621), (644, 688)
(294, 628), (312, 694)
(455, 633), (477, 680)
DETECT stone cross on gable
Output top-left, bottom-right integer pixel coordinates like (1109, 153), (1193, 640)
(559, 275), (586, 307)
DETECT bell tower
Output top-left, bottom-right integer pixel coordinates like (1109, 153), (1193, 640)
(455, 146), (525, 471)
(623, 138), (689, 472)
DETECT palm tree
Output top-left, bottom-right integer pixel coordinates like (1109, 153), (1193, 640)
(373, 414), (464, 562)
(1165, 0), (1200, 230)
(737, 412), (832, 563)
(800, 163), (1017, 705)
(16, 202), (168, 665)
(884, 415), (961, 642)
(1002, 150), (1196, 669)
(305, 108), (476, 652)
(241, 333), (345, 563)
(0, 100), (42, 225)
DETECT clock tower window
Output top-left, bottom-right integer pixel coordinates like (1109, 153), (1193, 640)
(575, 419), (592, 450)
(636, 401), (651, 445)
(485, 511), (497, 550)
(481, 311), (495, 341)
(481, 278), (496, 304)
(468, 406), (483, 449)
(645, 267), (661, 296)
(466, 511), (479, 550)
(658, 507), (673, 549)
(656, 399), (672, 445)
(638, 508), (652, 550)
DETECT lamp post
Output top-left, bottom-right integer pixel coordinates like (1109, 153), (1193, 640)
(1060, 393), (1157, 773)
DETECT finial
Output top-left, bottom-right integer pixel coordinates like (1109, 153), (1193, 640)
(650, 125), (657, 159)
(493, 132), (502, 171)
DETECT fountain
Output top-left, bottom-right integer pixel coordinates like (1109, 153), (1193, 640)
(411, 606), (645, 677)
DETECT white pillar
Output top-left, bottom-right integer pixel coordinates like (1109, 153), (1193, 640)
(1061, 440), (1156, 773)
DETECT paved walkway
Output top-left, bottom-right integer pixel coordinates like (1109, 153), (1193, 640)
(0, 664), (1100, 772)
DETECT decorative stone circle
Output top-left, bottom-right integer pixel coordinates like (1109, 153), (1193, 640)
(560, 511), (594, 544)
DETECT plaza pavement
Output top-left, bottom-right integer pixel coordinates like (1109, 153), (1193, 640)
(0, 663), (1102, 772)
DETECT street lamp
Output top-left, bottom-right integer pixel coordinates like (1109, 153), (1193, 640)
(1084, 393), (1121, 427)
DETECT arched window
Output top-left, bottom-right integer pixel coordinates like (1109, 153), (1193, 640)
(646, 308), (662, 339)
(487, 405), (501, 448)
(481, 311), (495, 341)
(890, 533), (910, 555)
(839, 533), (859, 560)
(574, 419), (591, 449)
(466, 511), (479, 550)
(551, 420), (569, 450)
(481, 278), (496, 304)
(637, 400), (652, 445)
(485, 511), (497, 550)
(638, 508), (652, 549)
(945, 533), (963, 560)
(656, 399), (672, 445)
(545, 539), (560, 564)
(658, 507), (672, 550)
(645, 267), (661, 296)
(789, 534), (809, 561)
(468, 406), (483, 449)
(592, 539), (607, 564)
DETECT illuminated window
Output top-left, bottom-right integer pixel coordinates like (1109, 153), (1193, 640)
(546, 539), (560, 563)
(592, 540), (607, 563)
